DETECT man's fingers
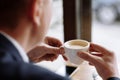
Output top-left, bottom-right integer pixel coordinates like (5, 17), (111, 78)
(42, 54), (58, 61)
(90, 43), (112, 55)
(44, 44), (64, 54)
(91, 52), (103, 57)
(77, 51), (99, 64)
(89, 62), (94, 66)
(46, 36), (62, 47)
(62, 54), (68, 61)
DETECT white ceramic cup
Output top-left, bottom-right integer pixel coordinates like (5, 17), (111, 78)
(64, 39), (90, 65)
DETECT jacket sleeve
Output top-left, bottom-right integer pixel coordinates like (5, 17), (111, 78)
(107, 77), (120, 80)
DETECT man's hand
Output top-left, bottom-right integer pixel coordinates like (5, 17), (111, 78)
(77, 43), (120, 80)
(27, 36), (67, 62)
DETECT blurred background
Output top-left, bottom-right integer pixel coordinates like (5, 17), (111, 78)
(93, 0), (120, 24)
(36, 0), (120, 80)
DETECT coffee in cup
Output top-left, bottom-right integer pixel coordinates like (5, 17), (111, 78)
(64, 39), (90, 65)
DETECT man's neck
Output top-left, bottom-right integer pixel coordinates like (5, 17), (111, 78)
(0, 25), (32, 52)
(0, 31), (29, 62)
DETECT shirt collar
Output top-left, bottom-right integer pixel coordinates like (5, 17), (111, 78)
(0, 32), (29, 63)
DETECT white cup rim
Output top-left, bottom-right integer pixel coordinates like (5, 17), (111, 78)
(64, 39), (90, 50)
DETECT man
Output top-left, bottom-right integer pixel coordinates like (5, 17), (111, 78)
(0, 0), (69, 80)
(0, 0), (119, 80)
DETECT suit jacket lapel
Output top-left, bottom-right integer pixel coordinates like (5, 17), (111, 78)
(0, 34), (24, 62)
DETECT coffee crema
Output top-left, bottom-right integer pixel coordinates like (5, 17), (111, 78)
(67, 45), (84, 49)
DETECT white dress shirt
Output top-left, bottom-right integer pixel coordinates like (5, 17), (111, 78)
(0, 32), (29, 63)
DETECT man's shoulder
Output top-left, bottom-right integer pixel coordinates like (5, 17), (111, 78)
(0, 58), (70, 80)
(22, 63), (70, 80)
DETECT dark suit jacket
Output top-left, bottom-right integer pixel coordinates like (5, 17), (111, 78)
(0, 34), (70, 80)
(0, 34), (119, 80)
(108, 77), (120, 80)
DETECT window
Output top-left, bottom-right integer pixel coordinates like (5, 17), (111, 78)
(92, 0), (120, 72)
(36, 0), (120, 79)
